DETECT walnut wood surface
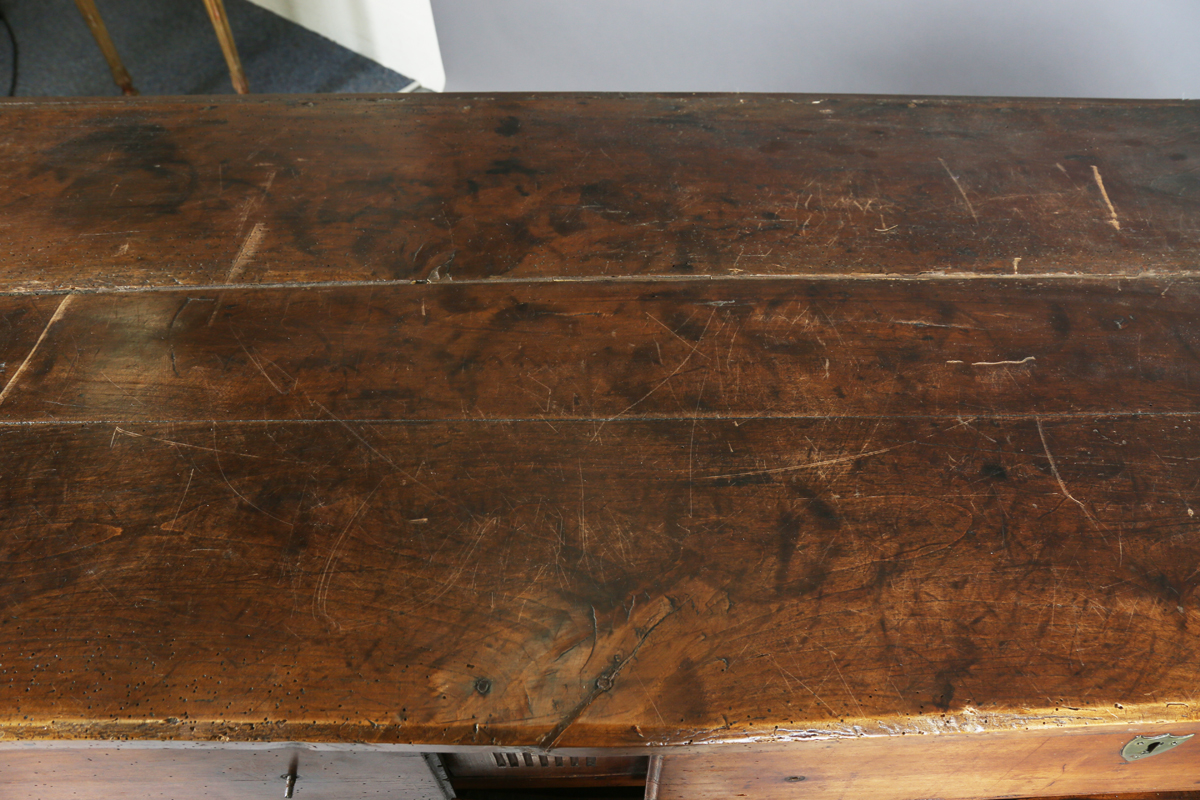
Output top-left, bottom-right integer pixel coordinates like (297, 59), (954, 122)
(4, 412), (1200, 747)
(1, 95), (1200, 790)
(0, 95), (1198, 289)
(0, 278), (1196, 422)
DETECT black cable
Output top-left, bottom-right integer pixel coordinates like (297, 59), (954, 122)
(0, 3), (17, 97)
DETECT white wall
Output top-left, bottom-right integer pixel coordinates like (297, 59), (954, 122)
(430, 0), (1200, 97)
(248, 0), (446, 91)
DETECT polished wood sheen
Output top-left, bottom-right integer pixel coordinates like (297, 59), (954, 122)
(1, 94), (1199, 799)
(1, 96), (1198, 289)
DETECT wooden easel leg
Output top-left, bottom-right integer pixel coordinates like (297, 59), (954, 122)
(201, 0), (250, 94)
(71, 0), (138, 96)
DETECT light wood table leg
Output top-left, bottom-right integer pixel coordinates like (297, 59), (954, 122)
(71, 0), (138, 95)
(201, 0), (250, 94)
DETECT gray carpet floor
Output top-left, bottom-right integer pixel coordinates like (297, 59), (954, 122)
(0, 0), (415, 96)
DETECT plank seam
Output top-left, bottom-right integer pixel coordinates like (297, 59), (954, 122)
(0, 411), (1193, 426)
(1, 271), (1200, 299)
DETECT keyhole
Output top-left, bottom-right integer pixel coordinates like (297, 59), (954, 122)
(1121, 733), (1193, 762)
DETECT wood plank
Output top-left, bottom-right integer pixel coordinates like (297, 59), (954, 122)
(0, 277), (1198, 421)
(2, 415), (1199, 747)
(0, 742), (446, 799)
(658, 728), (1200, 800)
(0, 96), (1197, 289)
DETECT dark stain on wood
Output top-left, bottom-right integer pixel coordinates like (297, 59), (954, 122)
(1, 278), (1199, 422)
(0, 95), (1198, 288)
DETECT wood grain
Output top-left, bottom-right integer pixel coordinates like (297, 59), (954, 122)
(0, 95), (1197, 289)
(0, 277), (1197, 421)
(4, 94), (1200, 799)
(3, 414), (1200, 746)
(659, 727), (1200, 800)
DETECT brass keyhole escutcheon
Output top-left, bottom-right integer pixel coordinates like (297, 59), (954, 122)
(1122, 733), (1194, 762)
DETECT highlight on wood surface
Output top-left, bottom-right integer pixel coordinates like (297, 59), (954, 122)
(1, 95), (1197, 289)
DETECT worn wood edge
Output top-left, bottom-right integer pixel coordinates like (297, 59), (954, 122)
(658, 723), (1200, 800)
(0, 93), (1193, 109)
(0, 717), (1195, 756)
(2, 270), (1200, 299)
(1, 411), (1197, 428)
(5, 93), (1194, 288)
(0, 704), (1195, 749)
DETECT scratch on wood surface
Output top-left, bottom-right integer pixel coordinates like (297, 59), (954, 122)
(582, 605), (599, 672)
(227, 222), (267, 282)
(703, 443), (906, 481)
(938, 158), (979, 223)
(591, 309), (716, 441)
(211, 427), (296, 526)
(314, 483), (382, 630)
(108, 426), (288, 464)
(1091, 166), (1121, 230)
(233, 169), (276, 231)
(235, 332), (293, 394)
(541, 602), (678, 749)
(312, 400), (400, 469)
(646, 313), (710, 359)
(891, 319), (976, 330)
(0, 294), (73, 406)
(971, 356), (1036, 367)
(410, 517), (497, 614)
(312, 401), (453, 508)
(827, 651), (865, 718)
(1013, 257), (1022, 274)
(578, 460), (589, 565)
(635, 674), (667, 727)
(110, 425), (134, 448)
(163, 468), (195, 533)
(688, 371), (710, 516)
(1036, 418), (1107, 541)
(770, 652), (838, 717)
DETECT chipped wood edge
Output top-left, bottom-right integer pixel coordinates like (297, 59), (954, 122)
(0, 702), (1196, 749)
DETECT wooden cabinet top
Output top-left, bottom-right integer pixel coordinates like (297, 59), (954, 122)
(1, 94), (1198, 750)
